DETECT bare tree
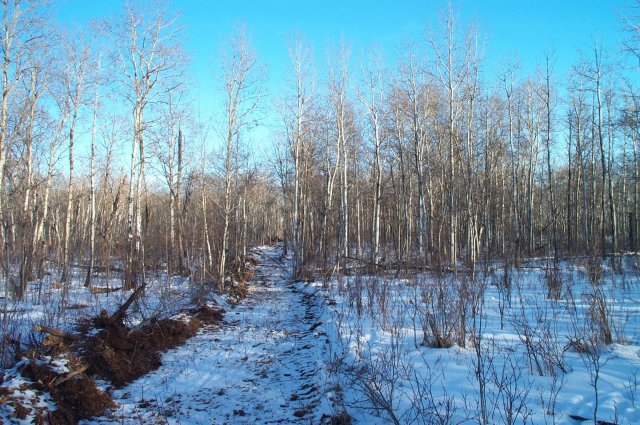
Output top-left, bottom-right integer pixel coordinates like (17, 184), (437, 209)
(217, 25), (266, 287)
(357, 49), (386, 265)
(0, 0), (47, 305)
(151, 88), (189, 278)
(574, 42), (618, 258)
(85, 51), (101, 288)
(16, 47), (49, 298)
(284, 35), (315, 278)
(107, 0), (184, 289)
(326, 42), (353, 263)
(430, 7), (475, 268)
(622, 1), (640, 69)
(398, 43), (429, 266)
(499, 61), (522, 262)
(59, 32), (92, 286)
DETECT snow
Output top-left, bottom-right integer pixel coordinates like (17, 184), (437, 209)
(2, 247), (640, 424)
(82, 246), (339, 424)
(0, 359), (57, 424)
(319, 259), (640, 424)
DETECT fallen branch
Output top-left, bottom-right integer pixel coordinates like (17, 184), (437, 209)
(35, 324), (81, 341)
(91, 286), (122, 295)
(126, 311), (162, 337)
(343, 256), (387, 269)
(52, 364), (89, 387)
(111, 283), (146, 323)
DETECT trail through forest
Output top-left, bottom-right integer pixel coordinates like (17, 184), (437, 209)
(84, 245), (337, 424)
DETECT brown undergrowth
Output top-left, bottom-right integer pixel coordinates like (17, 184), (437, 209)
(225, 257), (256, 304)
(1, 303), (225, 424)
(20, 354), (115, 424)
(80, 304), (224, 387)
(0, 292), (233, 424)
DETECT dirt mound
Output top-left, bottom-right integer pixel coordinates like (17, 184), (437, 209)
(0, 255), (256, 423)
(81, 310), (215, 387)
(1, 300), (225, 423)
(20, 355), (114, 424)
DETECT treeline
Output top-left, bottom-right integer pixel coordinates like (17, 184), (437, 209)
(1, 0), (279, 300)
(2, 0), (640, 301)
(278, 10), (640, 277)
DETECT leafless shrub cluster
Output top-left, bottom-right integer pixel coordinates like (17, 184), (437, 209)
(421, 273), (460, 348)
(471, 337), (534, 425)
(329, 253), (640, 425)
(544, 265), (562, 300)
(340, 324), (409, 425)
(405, 357), (460, 425)
(510, 293), (568, 377)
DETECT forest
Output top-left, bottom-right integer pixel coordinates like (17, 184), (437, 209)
(1, 0), (640, 423)
(2, 0), (638, 296)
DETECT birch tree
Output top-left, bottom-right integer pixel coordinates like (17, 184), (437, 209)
(430, 7), (477, 268)
(399, 45), (429, 266)
(151, 88), (189, 278)
(218, 25), (265, 287)
(60, 33), (91, 286)
(0, 0), (47, 304)
(108, 1), (184, 289)
(85, 52), (101, 288)
(357, 49), (386, 264)
(16, 50), (48, 298)
(540, 52), (559, 261)
(499, 62), (522, 262)
(327, 43), (352, 262)
(285, 36), (314, 278)
(575, 43), (617, 257)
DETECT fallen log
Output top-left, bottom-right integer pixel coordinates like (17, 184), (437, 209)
(111, 283), (146, 323)
(90, 286), (122, 295)
(52, 363), (89, 387)
(35, 324), (81, 341)
(343, 255), (387, 268)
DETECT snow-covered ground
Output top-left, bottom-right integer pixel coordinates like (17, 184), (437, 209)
(321, 258), (640, 424)
(2, 246), (640, 424)
(82, 245), (339, 424)
(0, 267), (198, 368)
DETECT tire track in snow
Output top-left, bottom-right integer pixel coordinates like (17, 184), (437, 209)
(84, 245), (333, 424)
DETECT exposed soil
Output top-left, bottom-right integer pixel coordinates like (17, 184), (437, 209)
(0, 289), (227, 424)
(80, 305), (224, 387)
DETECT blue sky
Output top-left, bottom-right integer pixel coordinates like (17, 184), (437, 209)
(56, 0), (632, 78)
(55, 0), (635, 153)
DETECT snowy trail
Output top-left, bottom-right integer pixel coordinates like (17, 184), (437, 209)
(84, 245), (334, 424)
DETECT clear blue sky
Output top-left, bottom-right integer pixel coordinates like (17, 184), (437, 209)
(55, 0), (633, 77)
(54, 0), (635, 152)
